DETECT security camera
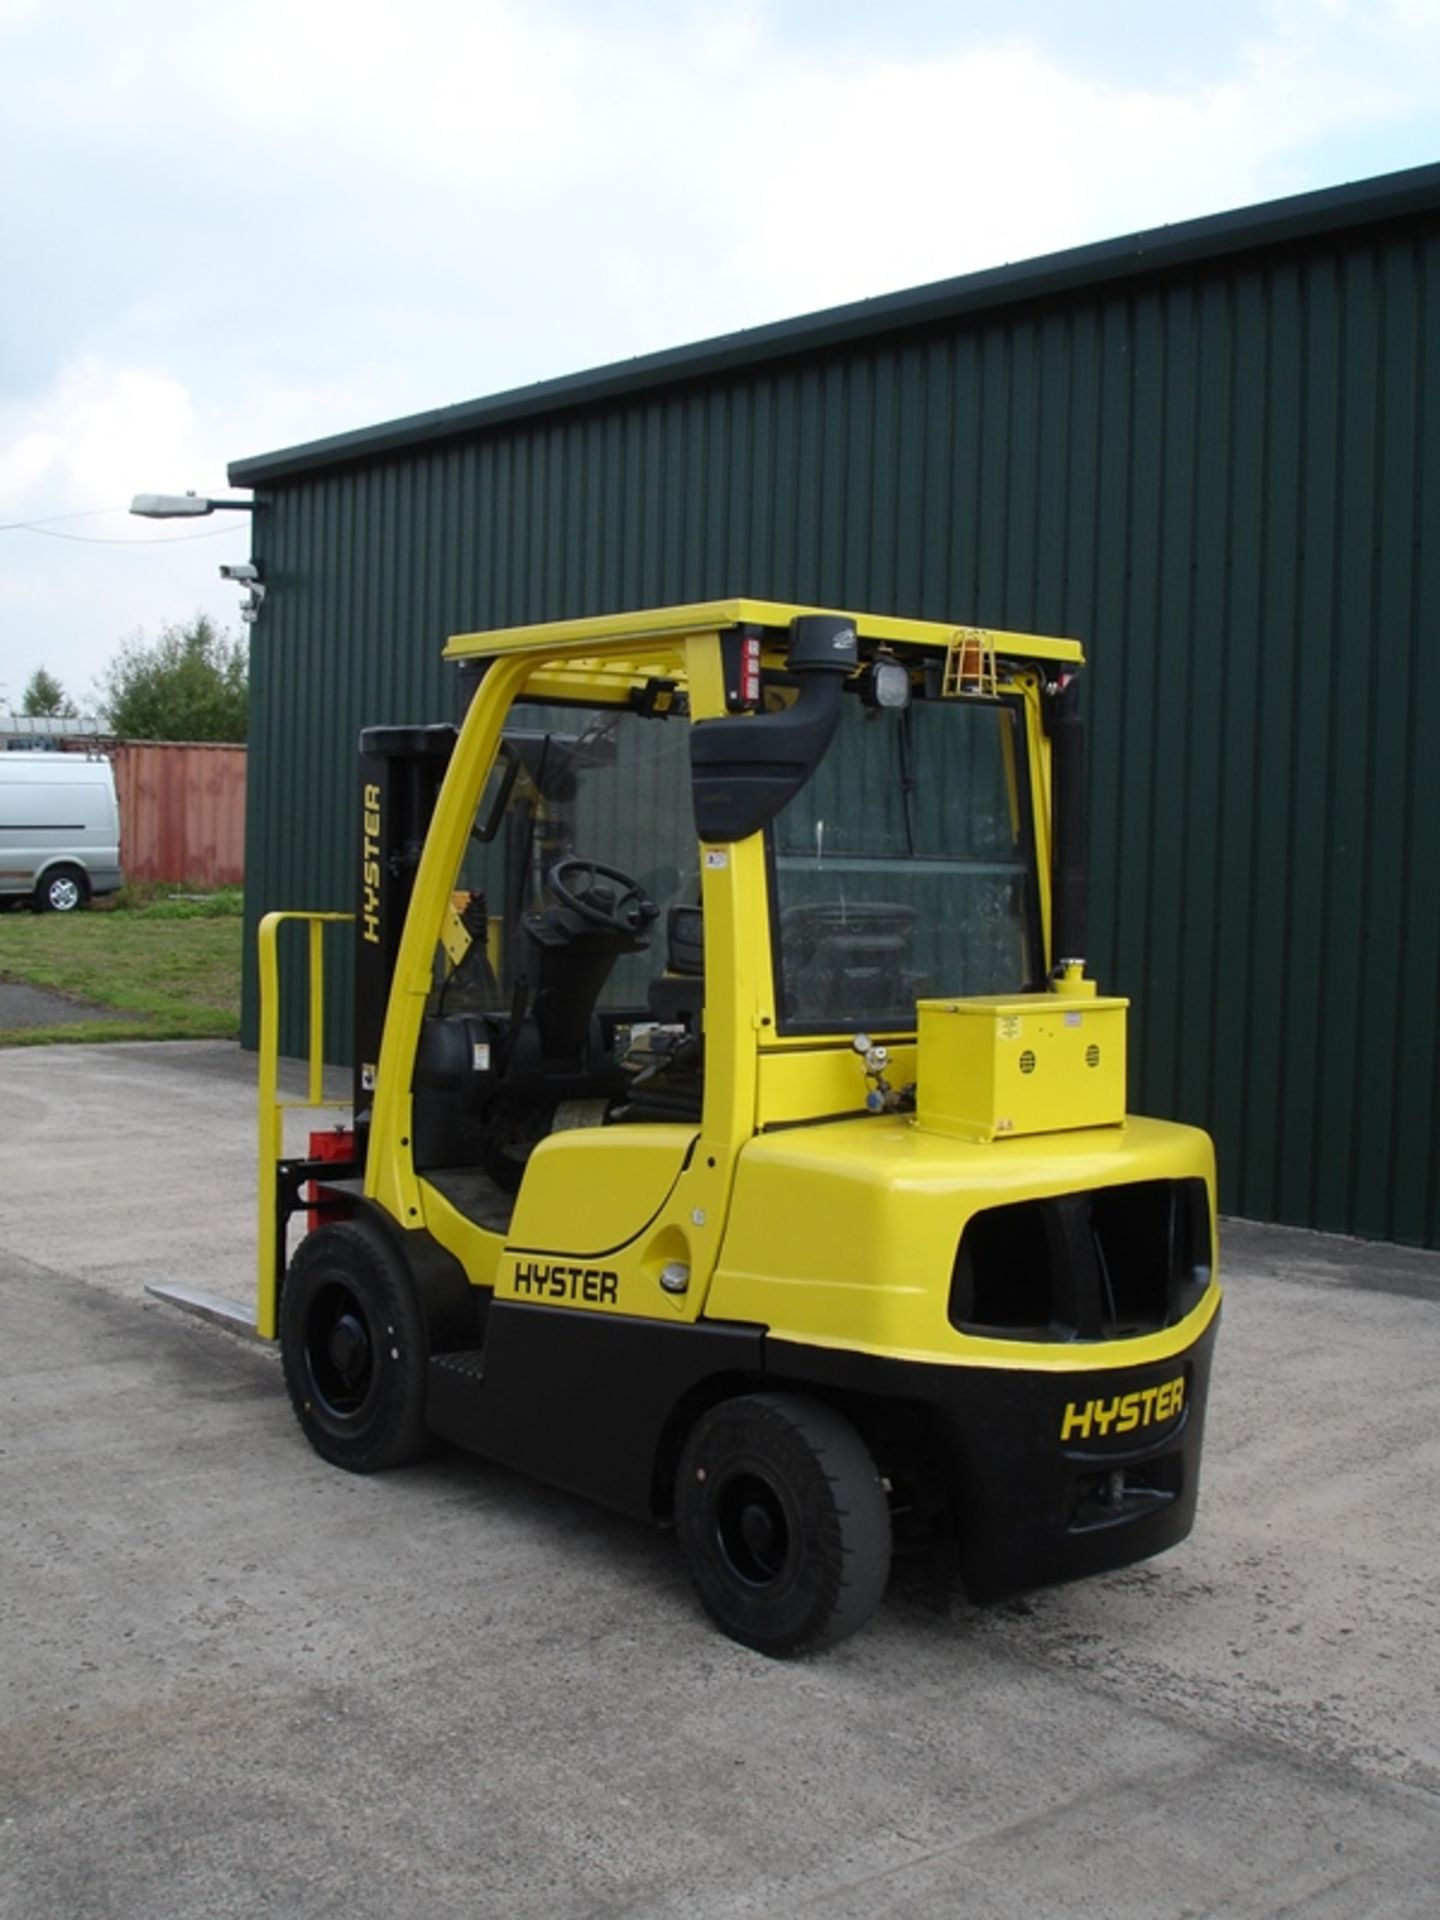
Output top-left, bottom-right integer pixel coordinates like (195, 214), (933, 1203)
(219, 562), (259, 583)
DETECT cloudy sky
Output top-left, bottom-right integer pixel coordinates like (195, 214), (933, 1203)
(2, 0), (1438, 710)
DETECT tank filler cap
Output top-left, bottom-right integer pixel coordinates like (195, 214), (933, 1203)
(1050, 961), (1098, 999)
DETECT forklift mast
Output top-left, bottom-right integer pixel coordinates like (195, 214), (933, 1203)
(353, 724), (455, 1135)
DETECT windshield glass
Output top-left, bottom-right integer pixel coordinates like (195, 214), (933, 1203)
(769, 691), (1042, 1033)
(437, 699), (696, 1016)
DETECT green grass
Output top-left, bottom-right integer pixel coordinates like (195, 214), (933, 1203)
(0, 891), (244, 1046)
(96, 882), (245, 919)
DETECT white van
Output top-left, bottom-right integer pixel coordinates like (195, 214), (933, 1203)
(0, 753), (123, 911)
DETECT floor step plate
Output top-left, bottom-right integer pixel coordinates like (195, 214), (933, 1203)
(429, 1348), (486, 1383)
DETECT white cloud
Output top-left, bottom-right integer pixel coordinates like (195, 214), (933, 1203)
(0, 359), (198, 515)
(0, 359), (241, 698)
(3, 0), (1440, 690)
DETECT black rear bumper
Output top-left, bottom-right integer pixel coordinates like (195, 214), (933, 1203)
(766, 1302), (1220, 1602)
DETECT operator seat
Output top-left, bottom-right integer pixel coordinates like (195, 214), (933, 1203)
(646, 905), (704, 1028)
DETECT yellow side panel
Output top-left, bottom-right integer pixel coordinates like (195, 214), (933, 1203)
(506, 1123), (697, 1257)
(485, 1125), (695, 1327)
(706, 1113), (1216, 1372)
(915, 994), (1128, 1143)
(492, 1113), (766, 1325)
(420, 1124), (699, 1318)
(418, 1178), (505, 1289)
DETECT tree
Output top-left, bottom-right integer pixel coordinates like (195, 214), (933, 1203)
(97, 614), (248, 742)
(21, 668), (77, 717)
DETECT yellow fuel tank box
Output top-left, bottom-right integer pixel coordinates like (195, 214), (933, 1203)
(914, 993), (1129, 1144)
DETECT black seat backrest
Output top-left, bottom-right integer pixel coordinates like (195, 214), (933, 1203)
(665, 905), (704, 976)
(648, 906), (704, 1026)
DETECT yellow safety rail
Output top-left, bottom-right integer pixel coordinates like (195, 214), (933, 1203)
(256, 909), (353, 1340)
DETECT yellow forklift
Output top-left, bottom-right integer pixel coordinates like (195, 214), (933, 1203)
(257, 600), (1220, 1655)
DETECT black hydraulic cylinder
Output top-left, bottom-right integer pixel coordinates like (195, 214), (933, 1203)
(1047, 677), (1088, 968)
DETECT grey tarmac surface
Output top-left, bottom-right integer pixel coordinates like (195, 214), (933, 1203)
(0, 979), (133, 1028)
(1, 1040), (1438, 1919)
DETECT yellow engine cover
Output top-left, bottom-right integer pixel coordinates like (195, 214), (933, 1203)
(914, 993), (1128, 1143)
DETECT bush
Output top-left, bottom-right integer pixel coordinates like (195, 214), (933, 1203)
(97, 614), (247, 743)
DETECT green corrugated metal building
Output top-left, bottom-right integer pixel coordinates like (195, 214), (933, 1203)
(231, 163), (1440, 1249)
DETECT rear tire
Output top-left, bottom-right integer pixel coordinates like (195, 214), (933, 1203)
(280, 1220), (432, 1472)
(35, 865), (88, 913)
(675, 1393), (892, 1656)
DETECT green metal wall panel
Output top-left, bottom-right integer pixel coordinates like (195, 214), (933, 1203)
(243, 203), (1440, 1248)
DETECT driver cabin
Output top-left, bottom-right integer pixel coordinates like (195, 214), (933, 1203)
(350, 600), (1082, 1277)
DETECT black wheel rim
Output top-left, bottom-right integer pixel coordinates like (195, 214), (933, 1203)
(713, 1470), (796, 1590)
(304, 1279), (376, 1419)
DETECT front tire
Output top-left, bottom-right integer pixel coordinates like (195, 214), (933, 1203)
(279, 1220), (432, 1472)
(675, 1393), (892, 1656)
(35, 864), (88, 913)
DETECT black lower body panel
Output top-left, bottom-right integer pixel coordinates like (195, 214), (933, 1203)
(426, 1301), (764, 1521)
(422, 1272), (1218, 1603)
(766, 1305), (1220, 1602)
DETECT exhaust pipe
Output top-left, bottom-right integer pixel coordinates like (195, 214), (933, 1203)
(1047, 676), (1088, 973)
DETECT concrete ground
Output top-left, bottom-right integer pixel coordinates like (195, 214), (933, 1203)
(1, 1041), (1438, 1919)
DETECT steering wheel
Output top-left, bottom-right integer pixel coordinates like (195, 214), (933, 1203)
(548, 857), (660, 935)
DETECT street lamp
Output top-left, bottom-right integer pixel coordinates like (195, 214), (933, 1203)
(129, 491), (255, 518)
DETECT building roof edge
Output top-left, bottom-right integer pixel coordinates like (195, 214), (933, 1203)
(230, 161), (1440, 487)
